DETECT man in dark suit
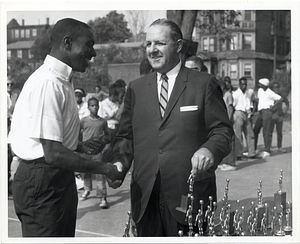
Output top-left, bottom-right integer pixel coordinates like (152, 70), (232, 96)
(109, 18), (233, 236)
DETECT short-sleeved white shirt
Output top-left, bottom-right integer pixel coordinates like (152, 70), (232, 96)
(232, 88), (254, 112)
(257, 88), (281, 111)
(9, 55), (80, 160)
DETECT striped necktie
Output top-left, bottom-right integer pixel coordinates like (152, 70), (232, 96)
(159, 74), (168, 118)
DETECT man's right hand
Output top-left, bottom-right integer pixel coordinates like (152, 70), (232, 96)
(106, 162), (124, 189)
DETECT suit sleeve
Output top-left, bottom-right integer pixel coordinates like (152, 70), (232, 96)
(201, 76), (234, 167)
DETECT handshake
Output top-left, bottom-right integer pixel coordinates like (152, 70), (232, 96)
(82, 135), (124, 188)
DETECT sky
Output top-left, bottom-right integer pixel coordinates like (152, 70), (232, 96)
(7, 10), (167, 29)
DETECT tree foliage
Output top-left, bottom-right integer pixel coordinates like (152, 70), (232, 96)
(195, 10), (241, 40)
(7, 57), (33, 89)
(88, 11), (132, 43)
(126, 10), (149, 42)
(31, 26), (52, 61)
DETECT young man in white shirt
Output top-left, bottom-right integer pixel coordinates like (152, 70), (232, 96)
(253, 78), (282, 158)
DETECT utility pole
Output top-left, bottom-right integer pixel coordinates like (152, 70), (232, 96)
(272, 11), (277, 78)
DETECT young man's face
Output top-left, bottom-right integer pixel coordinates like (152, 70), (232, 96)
(146, 25), (182, 74)
(239, 80), (247, 93)
(69, 27), (96, 73)
(88, 100), (99, 115)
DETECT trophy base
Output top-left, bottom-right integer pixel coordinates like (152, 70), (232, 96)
(274, 192), (286, 213)
(275, 230), (285, 236)
(284, 226), (292, 235)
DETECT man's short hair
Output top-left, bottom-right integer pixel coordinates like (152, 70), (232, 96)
(150, 18), (183, 42)
(50, 18), (91, 47)
(239, 77), (247, 84)
(186, 56), (204, 66)
(114, 79), (127, 89)
(109, 83), (125, 97)
(87, 97), (99, 106)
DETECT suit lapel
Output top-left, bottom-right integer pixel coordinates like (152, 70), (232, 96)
(162, 67), (187, 124)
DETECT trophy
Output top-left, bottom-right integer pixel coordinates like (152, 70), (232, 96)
(176, 173), (195, 214)
(260, 213), (268, 236)
(274, 170), (286, 213)
(283, 201), (292, 235)
(195, 200), (204, 236)
(270, 206), (277, 236)
(123, 211), (132, 237)
(185, 205), (194, 236)
(256, 181), (265, 229)
(275, 205), (285, 236)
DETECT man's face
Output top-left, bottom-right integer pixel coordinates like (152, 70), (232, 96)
(273, 84), (280, 94)
(69, 28), (96, 73)
(185, 61), (201, 72)
(7, 79), (13, 93)
(239, 80), (247, 93)
(146, 25), (182, 74)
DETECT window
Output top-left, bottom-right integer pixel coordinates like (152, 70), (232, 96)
(244, 63), (252, 77)
(230, 35), (237, 50)
(203, 38), (208, 51)
(17, 50), (22, 59)
(15, 29), (19, 38)
(32, 29), (37, 36)
(26, 29), (30, 38)
(220, 39), (226, 51)
(209, 38), (215, 52)
(7, 50), (11, 60)
(230, 64), (237, 79)
(20, 29), (24, 38)
(243, 34), (252, 50)
(245, 10), (251, 21)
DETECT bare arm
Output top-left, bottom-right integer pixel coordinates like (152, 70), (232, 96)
(40, 139), (121, 181)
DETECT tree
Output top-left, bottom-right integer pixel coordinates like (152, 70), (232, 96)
(88, 11), (132, 43)
(31, 25), (52, 61)
(7, 57), (33, 89)
(126, 10), (150, 42)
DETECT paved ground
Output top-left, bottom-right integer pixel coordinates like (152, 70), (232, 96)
(5, 115), (296, 241)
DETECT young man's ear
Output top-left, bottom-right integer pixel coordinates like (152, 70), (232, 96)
(63, 36), (72, 50)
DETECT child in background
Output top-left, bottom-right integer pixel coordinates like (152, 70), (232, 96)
(79, 97), (110, 209)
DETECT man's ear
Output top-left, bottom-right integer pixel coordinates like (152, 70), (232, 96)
(63, 36), (72, 50)
(176, 39), (183, 53)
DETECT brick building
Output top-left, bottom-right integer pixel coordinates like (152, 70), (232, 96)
(7, 18), (50, 70)
(194, 10), (291, 88)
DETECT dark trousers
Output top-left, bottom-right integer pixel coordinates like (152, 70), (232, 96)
(253, 109), (273, 153)
(12, 158), (78, 237)
(270, 113), (283, 148)
(136, 172), (216, 236)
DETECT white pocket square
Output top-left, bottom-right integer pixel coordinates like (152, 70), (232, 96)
(180, 105), (198, 112)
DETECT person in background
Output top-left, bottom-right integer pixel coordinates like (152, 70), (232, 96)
(253, 78), (282, 158)
(7, 77), (19, 198)
(108, 18), (233, 236)
(94, 85), (108, 102)
(98, 82), (125, 141)
(232, 77), (257, 160)
(269, 82), (289, 153)
(219, 76), (236, 171)
(75, 88), (88, 120)
(185, 56), (208, 73)
(79, 97), (110, 209)
(139, 58), (154, 76)
(9, 18), (121, 237)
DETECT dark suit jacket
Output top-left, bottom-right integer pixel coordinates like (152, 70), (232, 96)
(112, 66), (233, 224)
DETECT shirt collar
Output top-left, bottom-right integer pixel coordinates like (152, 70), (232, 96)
(44, 55), (73, 82)
(157, 60), (182, 81)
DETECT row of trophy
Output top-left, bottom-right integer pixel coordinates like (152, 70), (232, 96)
(177, 169), (292, 237)
(123, 169), (292, 237)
